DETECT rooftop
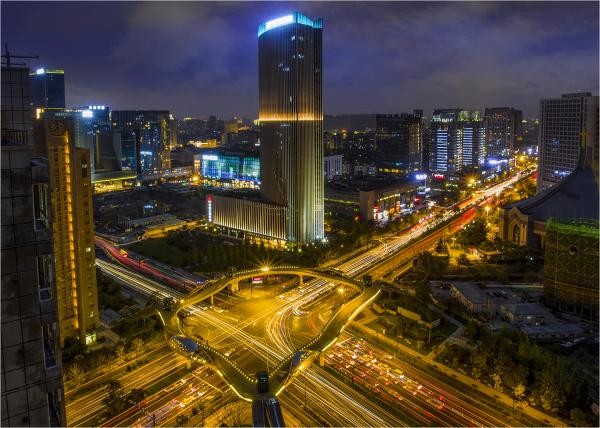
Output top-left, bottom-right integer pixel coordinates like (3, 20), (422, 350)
(258, 12), (322, 37)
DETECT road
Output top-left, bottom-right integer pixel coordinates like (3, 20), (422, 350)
(93, 170), (552, 426)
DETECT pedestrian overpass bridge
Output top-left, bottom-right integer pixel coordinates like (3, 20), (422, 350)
(157, 266), (380, 427)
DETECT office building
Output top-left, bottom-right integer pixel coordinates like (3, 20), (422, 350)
(375, 112), (423, 175)
(35, 106), (123, 179)
(483, 107), (522, 161)
(208, 13), (325, 244)
(1, 65), (66, 427)
(42, 118), (99, 345)
(537, 92), (599, 192)
(430, 109), (484, 175)
(111, 110), (174, 173)
(29, 68), (65, 111)
(258, 12), (324, 243)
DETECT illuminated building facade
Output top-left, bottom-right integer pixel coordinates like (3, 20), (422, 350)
(208, 194), (287, 243)
(258, 12), (324, 243)
(375, 112), (423, 175)
(537, 93), (599, 192)
(29, 68), (65, 110)
(111, 110), (173, 174)
(200, 149), (260, 188)
(430, 109), (484, 175)
(483, 107), (522, 161)
(44, 119), (99, 345)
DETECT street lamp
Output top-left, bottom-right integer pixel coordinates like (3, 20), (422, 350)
(484, 205), (490, 222)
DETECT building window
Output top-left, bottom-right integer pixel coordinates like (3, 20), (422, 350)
(42, 323), (57, 369)
(81, 159), (88, 178)
(47, 388), (62, 427)
(37, 254), (53, 301)
(32, 183), (49, 230)
(512, 224), (521, 243)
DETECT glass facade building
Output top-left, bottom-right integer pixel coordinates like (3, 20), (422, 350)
(375, 112), (423, 175)
(29, 68), (65, 110)
(483, 107), (522, 161)
(200, 149), (260, 186)
(111, 110), (173, 174)
(258, 12), (324, 243)
(430, 109), (484, 174)
(537, 93), (599, 192)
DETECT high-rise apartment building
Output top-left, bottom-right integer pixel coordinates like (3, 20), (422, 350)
(42, 118), (99, 345)
(258, 12), (324, 242)
(483, 107), (522, 161)
(1, 65), (66, 427)
(537, 92), (599, 192)
(29, 68), (65, 111)
(111, 110), (173, 174)
(430, 109), (484, 175)
(1, 66), (33, 146)
(375, 112), (423, 175)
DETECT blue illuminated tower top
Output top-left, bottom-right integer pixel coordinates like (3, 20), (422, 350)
(258, 12), (323, 37)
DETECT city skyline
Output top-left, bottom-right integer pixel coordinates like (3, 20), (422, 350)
(2, 1), (598, 118)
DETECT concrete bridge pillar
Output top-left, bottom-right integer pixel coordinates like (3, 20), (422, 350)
(299, 276), (303, 286)
(210, 295), (214, 305)
(319, 353), (324, 367)
(229, 280), (239, 293)
(186, 360), (192, 370)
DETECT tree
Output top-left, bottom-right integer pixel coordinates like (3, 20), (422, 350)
(491, 372), (503, 392)
(131, 338), (144, 365)
(512, 382), (526, 412)
(458, 219), (489, 247)
(127, 388), (147, 407)
(67, 363), (85, 389)
(175, 414), (189, 427)
(570, 408), (589, 427)
(102, 380), (127, 417)
(114, 343), (125, 361)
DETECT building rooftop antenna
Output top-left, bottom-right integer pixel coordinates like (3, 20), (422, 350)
(1, 42), (38, 67)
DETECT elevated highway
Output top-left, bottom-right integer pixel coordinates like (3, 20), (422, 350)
(158, 266), (379, 426)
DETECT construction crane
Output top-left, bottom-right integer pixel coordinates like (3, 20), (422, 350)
(1, 42), (38, 67)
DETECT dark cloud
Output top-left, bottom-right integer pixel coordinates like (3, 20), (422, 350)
(2, 1), (597, 118)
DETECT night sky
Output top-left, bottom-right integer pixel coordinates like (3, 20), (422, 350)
(2, 1), (598, 118)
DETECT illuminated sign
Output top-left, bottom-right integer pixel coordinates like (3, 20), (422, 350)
(202, 154), (218, 161)
(433, 174), (445, 180)
(36, 68), (45, 75)
(207, 195), (213, 222)
(252, 277), (263, 284)
(415, 173), (427, 180)
(81, 110), (93, 118)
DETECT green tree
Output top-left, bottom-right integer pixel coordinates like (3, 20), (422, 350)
(457, 253), (470, 269)
(491, 372), (503, 392)
(458, 218), (489, 247)
(66, 363), (85, 389)
(175, 414), (189, 427)
(512, 382), (526, 412)
(114, 343), (125, 361)
(127, 388), (147, 407)
(570, 408), (589, 427)
(102, 380), (127, 417)
(131, 338), (144, 365)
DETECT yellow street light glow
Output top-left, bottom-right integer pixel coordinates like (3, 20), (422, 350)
(260, 266), (270, 272)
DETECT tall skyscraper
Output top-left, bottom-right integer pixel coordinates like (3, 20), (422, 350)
(111, 110), (173, 174)
(430, 109), (484, 175)
(29, 68), (65, 111)
(1, 65), (66, 427)
(483, 107), (522, 161)
(537, 92), (599, 192)
(42, 118), (99, 345)
(375, 112), (423, 175)
(258, 12), (324, 242)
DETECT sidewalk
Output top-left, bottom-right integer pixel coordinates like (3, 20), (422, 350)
(351, 321), (565, 427)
